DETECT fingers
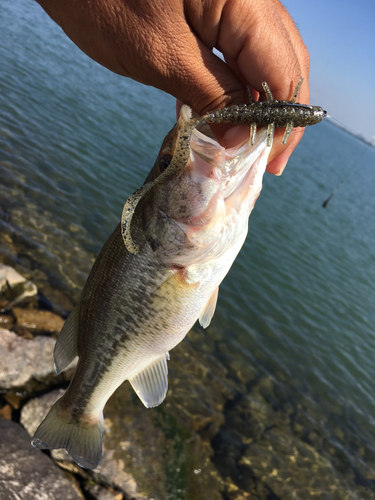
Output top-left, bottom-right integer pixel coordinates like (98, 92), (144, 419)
(172, 0), (311, 174)
(212, 0), (310, 174)
(170, 0), (309, 112)
(266, 1), (310, 174)
(37, 0), (310, 175)
(179, 0), (307, 99)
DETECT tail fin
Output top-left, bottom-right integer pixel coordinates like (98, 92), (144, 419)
(31, 396), (104, 469)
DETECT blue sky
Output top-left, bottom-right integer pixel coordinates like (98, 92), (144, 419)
(282, 0), (375, 142)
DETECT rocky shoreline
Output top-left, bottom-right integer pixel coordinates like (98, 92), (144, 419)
(0, 264), (135, 500)
(1, 263), (375, 500)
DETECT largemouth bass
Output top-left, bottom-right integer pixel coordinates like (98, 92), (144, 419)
(32, 81), (325, 469)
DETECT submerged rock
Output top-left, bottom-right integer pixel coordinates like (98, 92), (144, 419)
(0, 263), (37, 311)
(0, 418), (82, 500)
(82, 483), (122, 500)
(0, 313), (14, 329)
(13, 307), (65, 335)
(99, 326), (375, 500)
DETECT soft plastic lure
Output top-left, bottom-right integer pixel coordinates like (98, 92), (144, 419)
(205, 78), (327, 146)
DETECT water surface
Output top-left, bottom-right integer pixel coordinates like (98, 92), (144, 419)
(1, 1), (375, 497)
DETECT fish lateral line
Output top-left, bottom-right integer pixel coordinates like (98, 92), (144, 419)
(121, 77), (326, 254)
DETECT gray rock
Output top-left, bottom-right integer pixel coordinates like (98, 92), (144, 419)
(0, 418), (82, 500)
(0, 328), (76, 391)
(0, 264), (37, 311)
(0, 328), (55, 390)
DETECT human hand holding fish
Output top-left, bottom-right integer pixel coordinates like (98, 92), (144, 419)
(35, 0), (310, 175)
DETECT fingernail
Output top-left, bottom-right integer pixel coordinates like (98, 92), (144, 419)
(275, 158), (289, 176)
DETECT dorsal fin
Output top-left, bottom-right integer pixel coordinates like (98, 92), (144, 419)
(54, 306), (79, 374)
(199, 287), (219, 328)
(129, 353), (170, 408)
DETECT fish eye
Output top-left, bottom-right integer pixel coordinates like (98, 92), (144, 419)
(159, 154), (172, 172)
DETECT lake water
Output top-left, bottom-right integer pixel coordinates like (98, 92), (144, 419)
(1, 1), (375, 498)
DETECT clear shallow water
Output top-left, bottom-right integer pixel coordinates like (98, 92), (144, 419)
(1, 0), (375, 496)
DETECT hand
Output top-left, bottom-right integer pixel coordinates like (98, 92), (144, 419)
(36, 0), (310, 174)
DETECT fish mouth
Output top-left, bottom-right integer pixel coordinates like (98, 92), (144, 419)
(146, 109), (270, 265)
(187, 121), (269, 211)
(164, 122), (269, 255)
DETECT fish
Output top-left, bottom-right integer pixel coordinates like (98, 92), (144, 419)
(31, 80), (326, 469)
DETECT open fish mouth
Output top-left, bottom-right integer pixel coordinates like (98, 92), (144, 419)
(148, 120), (270, 266)
(138, 106), (271, 268)
(172, 120), (269, 227)
(190, 120), (269, 199)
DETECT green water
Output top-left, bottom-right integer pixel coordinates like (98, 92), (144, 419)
(1, 1), (375, 497)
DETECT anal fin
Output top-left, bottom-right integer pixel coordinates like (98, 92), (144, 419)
(54, 306), (79, 375)
(199, 287), (219, 328)
(129, 353), (170, 408)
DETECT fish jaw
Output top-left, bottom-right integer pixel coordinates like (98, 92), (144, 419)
(143, 118), (271, 267)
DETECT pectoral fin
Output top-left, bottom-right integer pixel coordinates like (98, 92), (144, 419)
(54, 306), (79, 374)
(129, 353), (170, 408)
(199, 287), (219, 328)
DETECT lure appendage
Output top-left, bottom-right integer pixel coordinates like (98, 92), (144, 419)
(205, 78), (327, 146)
